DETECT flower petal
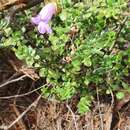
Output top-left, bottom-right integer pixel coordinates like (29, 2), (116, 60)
(38, 22), (46, 34)
(38, 22), (52, 34)
(31, 15), (41, 25)
(39, 3), (56, 22)
(45, 24), (52, 34)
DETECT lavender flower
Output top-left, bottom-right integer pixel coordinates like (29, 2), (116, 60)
(31, 3), (57, 34)
(38, 22), (52, 34)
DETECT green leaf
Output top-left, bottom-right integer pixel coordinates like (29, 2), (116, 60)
(84, 78), (90, 86)
(55, 82), (76, 100)
(39, 68), (47, 77)
(77, 96), (92, 114)
(82, 57), (92, 67)
(59, 11), (67, 21)
(106, 89), (111, 94)
(116, 92), (125, 100)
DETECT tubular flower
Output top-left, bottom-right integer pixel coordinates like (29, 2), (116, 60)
(31, 3), (57, 34)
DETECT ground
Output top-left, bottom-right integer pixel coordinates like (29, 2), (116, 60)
(0, 51), (130, 130)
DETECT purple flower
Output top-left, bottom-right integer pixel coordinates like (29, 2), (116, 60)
(31, 3), (57, 34)
(38, 22), (52, 34)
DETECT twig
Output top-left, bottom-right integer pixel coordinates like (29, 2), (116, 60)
(4, 95), (41, 130)
(0, 75), (27, 89)
(107, 87), (114, 130)
(96, 87), (104, 130)
(109, 16), (128, 51)
(66, 104), (79, 130)
(0, 84), (47, 99)
(109, 87), (114, 108)
(11, 104), (27, 130)
(115, 17), (128, 42)
(0, 83), (59, 103)
(10, 85), (27, 130)
(7, 72), (21, 81)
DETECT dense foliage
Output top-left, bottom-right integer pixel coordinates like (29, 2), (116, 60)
(0, 0), (130, 114)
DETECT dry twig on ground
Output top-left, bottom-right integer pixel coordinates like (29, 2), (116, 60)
(2, 95), (41, 130)
(0, 75), (27, 89)
(66, 104), (79, 130)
